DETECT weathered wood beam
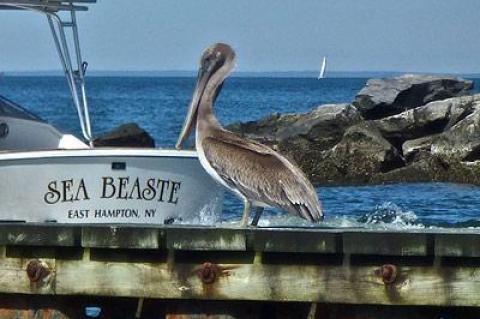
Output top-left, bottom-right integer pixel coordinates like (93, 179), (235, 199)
(343, 232), (429, 256)
(250, 229), (339, 253)
(52, 259), (480, 306)
(0, 225), (477, 258)
(0, 251), (478, 306)
(166, 227), (246, 251)
(435, 233), (480, 257)
(0, 257), (55, 295)
(82, 226), (161, 249)
(0, 224), (77, 247)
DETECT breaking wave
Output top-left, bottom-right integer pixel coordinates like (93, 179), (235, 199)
(174, 194), (224, 225)
(248, 202), (425, 230)
(356, 202), (421, 228)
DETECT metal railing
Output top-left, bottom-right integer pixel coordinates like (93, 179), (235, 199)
(0, 0), (96, 145)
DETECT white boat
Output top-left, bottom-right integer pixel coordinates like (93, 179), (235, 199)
(0, 0), (224, 224)
(0, 95), (86, 151)
(318, 56), (327, 79)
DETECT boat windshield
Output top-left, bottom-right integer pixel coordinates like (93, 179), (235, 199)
(0, 0), (96, 146)
(0, 95), (44, 122)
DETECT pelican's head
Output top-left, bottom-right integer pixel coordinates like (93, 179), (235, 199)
(200, 43), (236, 81)
(176, 43), (236, 149)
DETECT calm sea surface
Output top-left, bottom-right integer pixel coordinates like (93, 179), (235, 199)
(2, 76), (480, 228)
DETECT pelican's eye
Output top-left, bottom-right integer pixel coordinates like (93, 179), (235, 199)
(204, 54), (221, 73)
(205, 60), (212, 71)
(205, 54), (216, 65)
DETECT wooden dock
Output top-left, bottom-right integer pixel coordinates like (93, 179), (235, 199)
(0, 223), (479, 318)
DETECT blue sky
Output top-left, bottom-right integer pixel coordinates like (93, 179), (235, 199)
(1, 0), (479, 73)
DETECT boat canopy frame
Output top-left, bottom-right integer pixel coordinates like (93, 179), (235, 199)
(0, 0), (96, 145)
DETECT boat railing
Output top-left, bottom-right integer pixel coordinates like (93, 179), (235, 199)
(0, 0), (96, 146)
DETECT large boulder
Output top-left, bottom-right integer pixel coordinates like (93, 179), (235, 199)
(353, 74), (473, 120)
(402, 95), (480, 161)
(229, 103), (362, 147)
(375, 94), (479, 148)
(93, 123), (155, 148)
(275, 103), (362, 146)
(313, 122), (404, 184)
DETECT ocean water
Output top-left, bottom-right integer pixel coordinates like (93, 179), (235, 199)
(2, 76), (480, 229)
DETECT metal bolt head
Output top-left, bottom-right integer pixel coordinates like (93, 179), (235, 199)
(26, 259), (50, 283)
(199, 262), (219, 284)
(376, 264), (397, 284)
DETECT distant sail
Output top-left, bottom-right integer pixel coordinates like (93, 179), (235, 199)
(318, 56), (327, 79)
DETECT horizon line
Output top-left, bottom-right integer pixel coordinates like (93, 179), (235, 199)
(3, 70), (480, 78)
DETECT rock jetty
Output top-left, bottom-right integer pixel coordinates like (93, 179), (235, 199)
(228, 74), (480, 185)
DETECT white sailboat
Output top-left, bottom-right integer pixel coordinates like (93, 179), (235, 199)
(318, 56), (327, 79)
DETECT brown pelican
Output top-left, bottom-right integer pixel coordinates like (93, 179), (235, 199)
(176, 43), (323, 226)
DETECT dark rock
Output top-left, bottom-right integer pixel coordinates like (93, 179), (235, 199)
(312, 122), (404, 184)
(375, 94), (478, 150)
(402, 95), (480, 161)
(402, 135), (439, 162)
(93, 123), (155, 148)
(229, 103), (362, 150)
(372, 156), (451, 184)
(354, 74), (473, 120)
(373, 156), (480, 185)
(275, 103), (362, 146)
(227, 112), (282, 144)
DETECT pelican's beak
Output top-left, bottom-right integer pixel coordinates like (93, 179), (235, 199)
(175, 65), (210, 150)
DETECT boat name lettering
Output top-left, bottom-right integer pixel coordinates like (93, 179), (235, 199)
(43, 177), (182, 205)
(44, 179), (90, 204)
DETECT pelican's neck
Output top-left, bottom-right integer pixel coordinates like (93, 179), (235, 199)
(196, 72), (226, 139)
(197, 97), (218, 126)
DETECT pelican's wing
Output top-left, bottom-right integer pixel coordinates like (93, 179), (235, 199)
(201, 133), (323, 222)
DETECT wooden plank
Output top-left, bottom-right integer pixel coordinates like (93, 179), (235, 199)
(82, 226), (161, 249)
(343, 232), (428, 256)
(166, 227), (246, 251)
(435, 233), (480, 257)
(250, 229), (338, 253)
(52, 258), (480, 306)
(0, 256), (55, 295)
(0, 258), (33, 294)
(0, 224), (77, 247)
(4, 224), (480, 258)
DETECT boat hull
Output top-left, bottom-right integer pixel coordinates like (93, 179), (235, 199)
(0, 149), (224, 224)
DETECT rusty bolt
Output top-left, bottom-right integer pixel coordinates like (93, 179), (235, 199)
(26, 259), (50, 283)
(375, 264), (397, 284)
(198, 262), (219, 284)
